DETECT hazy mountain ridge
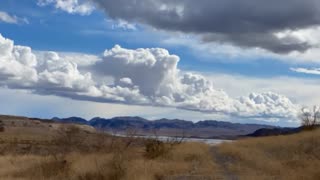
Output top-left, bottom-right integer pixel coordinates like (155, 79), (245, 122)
(1, 114), (293, 139)
(52, 116), (279, 139)
(246, 127), (302, 137)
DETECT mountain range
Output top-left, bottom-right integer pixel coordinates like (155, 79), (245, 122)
(52, 116), (279, 139)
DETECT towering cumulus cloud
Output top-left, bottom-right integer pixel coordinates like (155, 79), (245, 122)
(0, 35), (37, 88)
(0, 34), (299, 121)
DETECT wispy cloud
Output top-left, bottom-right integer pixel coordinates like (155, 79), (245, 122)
(0, 11), (28, 24)
(291, 67), (320, 75)
(110, 19), (137, 31)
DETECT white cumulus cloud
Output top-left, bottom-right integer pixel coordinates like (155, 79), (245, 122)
(0, 33), (300, 122)
(37, 0), (95, 15)
(0, 35), (37, 88)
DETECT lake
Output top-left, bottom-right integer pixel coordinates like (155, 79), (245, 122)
(115, 133), (232, 145)
(153, 136), (232, 145)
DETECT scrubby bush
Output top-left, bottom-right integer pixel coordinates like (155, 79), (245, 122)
(55, 125), (86, 153)
(0, 120), (4, 132)
(143, 129), (186, 159)
(144, 139), (167, 159)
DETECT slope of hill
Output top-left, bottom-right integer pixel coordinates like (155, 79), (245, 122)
(246, 127), (302, 137)
(215, 128), (320, 180)
(52, 116), (88, 124)
(0, 115), (99, 155)
(54, 116), (278, 139)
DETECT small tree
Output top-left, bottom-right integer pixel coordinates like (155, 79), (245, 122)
(0, 120), (4, 132)
(300, 106), (320, 130)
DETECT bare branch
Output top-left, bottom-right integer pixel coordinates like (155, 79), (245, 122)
(300, 106), (320, 130)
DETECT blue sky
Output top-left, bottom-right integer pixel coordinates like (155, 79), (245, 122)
(1, 0), (320, 126)
(0, 0), (314, 78)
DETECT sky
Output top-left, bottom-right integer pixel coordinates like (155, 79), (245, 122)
(1, 0), (320, 126)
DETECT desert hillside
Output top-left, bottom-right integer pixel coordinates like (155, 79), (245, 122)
(215, 128), (320, 180)
(0, 115), (319, 180)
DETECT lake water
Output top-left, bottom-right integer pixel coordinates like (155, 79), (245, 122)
(154, 136), (232, 145)
(115, 134), (232, 145)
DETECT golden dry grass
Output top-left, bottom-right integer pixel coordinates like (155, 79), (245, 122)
(217, 128), (320, 180)
(125, 142), (220, 180)
(1, 116), (319, 180)
(0, 143), (220, 180)
(0, 122), (221, 180)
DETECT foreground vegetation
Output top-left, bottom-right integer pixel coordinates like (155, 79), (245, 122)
(0, 120), (220, 180)
(217, 128), (320, 180)
(0, 143), (219, 180)
(0, 116), (319, 180)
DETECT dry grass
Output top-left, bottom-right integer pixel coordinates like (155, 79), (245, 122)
(0, 122), (220, 180)
(0, 143), (219, 180)
(217, 128), (320, 180)
(125, 142), (219, 180)
(1, 116), (319, 180)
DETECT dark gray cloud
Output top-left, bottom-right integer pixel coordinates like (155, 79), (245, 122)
(202, 33), (312, 54)
(91, 0), (320, 53)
